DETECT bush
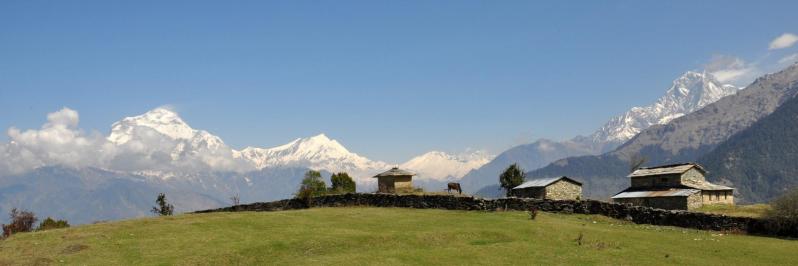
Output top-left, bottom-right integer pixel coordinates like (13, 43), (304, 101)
(2, 208), (37, 238)
(528, 206), (539, 220)
(761, 188), (798, 235)
(766, 188), (798, 221)
(151, 193), (174, 216)
(499, 164), (526, 197)
(37, 217), (70, 231)
(330, 172), (356, 194)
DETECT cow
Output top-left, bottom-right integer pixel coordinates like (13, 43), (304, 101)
(447, 182), (462, 194)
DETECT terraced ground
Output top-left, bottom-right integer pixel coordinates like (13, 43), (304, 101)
(1, 207), (796, 265)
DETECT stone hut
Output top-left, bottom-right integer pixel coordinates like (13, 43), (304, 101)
(511, 176), (582, 200)
(374, 167), (414, 193)
(612, 163), (734, 210)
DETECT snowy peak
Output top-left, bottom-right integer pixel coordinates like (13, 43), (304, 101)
(237, 134), (389, 180)
(660, 71), (737, 113)
(108, 108), (194, 144)
(586, 71), (738, 144)
(107, 107), (226, 151)
(401, 150), (493, 181)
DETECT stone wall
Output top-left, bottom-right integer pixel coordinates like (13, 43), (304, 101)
(511, 187), (545, 199)
(544, 180), (582, 200)
(701, 190), (734, 206)
(687, 192), (703, 210)
(196, 193), (798, 238)
(614, 196), (689, 210)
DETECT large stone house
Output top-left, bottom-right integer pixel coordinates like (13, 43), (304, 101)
(374, 167), (414, 193)
(612, 163), (734, 210)
(511, 176), (582, 200)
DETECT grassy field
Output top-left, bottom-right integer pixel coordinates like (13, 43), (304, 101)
(693, 204), (771, 218)
(1, 207), (796, 265)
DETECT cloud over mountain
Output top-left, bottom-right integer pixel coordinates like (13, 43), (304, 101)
(1, 108), (113, 175)
(0, 107), (253, 177)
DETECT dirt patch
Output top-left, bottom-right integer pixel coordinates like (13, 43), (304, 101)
(61, 244), (89, 254)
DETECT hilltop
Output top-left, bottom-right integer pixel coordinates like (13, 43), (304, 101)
(1, 207), (796, 265)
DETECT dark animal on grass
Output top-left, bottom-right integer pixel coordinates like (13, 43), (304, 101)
(447, 183), (462, 194)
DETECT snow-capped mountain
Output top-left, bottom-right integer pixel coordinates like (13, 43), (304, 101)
(235, 134), (391, 182)
(105, 107), (251, 173)
(583, 71), (738, 147)
(462, 71), (739, 195)
(108, 107), (226, 151)
(400, 150), (493, 181)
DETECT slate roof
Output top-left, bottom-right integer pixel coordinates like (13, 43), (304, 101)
(682, 179), (734, 191)
(612, 187), (701, 199)
(373, 167), (415, 178)
(628, 163), (707, 178)
(512, 176), (582, 190)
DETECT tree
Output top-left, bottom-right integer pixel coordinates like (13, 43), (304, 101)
(330, 172), (356, 193)
(629, 154), (648, 173)
(766, 187), (798, 221)
(299, 170), (327, 196)
(230, 194), (240, 206)
(2, 208), (37, 238)
(151, 193), (174, 216)
(37, 217), (70, 231)
(296, 170), (328, 206)
(499, 164), (526, 197)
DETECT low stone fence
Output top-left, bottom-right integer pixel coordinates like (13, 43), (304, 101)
(195, 193), (797, 238)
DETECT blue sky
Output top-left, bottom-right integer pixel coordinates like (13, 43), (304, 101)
(1, 1), (797, 162)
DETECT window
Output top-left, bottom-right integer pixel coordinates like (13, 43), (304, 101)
(660, 178), (668, 183)
(715, 192), (720, 201)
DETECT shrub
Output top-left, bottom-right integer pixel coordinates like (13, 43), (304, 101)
(766, 188), (798, 221)
(330, 172), (356, 194)
(2, 208), (37, 238)
(762, 188), (798, 235)
(528, 206), (539, 220)
(499, 164), (525, 197)
(296, 186), (315, 206)
(151, 193), (174, 216)
(37, 217), (70, 231)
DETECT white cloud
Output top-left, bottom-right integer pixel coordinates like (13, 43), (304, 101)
(704, 55), (759, 85)
(1, 108), (114, 175)
(0, 107), (254, 176)
(778, 53), (798, 65)
(769, 33), (798, 50)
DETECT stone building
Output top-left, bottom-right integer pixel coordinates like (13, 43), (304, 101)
(511, 176), (583, 200)
(373, 167), (414, 193)
(612, 163), (734, 210)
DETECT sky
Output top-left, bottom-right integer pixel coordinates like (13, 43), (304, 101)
(1, 1), (798, 163)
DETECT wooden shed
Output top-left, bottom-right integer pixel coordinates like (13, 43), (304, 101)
(373, 167), (414, 193)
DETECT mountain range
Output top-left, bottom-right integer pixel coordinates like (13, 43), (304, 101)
(3, 64), (797, 224)
(528, 63), (798, 202)
(0, 107), (490, 223)
(460, 71), (739, 194)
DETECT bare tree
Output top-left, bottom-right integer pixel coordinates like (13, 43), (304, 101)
(629, 154), (648, 173)
(230, 194), (240, 206)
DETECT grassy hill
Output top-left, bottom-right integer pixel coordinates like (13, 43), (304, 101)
(1, 207), (796, 265)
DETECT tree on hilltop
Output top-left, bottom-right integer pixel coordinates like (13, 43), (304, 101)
(499, 164), (525, 197)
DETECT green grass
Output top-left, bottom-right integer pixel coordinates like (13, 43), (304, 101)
(1, 207), (796, 265)
(693, 204), (771, 218)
